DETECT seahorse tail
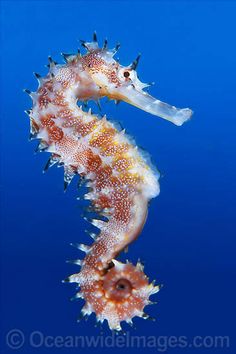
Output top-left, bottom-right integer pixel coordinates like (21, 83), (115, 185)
(64, 191), (161, 331)
(67, 260), (160, 331)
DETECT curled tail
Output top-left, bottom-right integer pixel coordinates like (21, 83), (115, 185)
(66, 192), (160, 331)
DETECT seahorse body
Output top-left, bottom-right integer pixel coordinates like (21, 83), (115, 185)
(26, 34), (192, 331)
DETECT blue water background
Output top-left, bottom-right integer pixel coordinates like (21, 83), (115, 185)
(1, 1), (236, 353)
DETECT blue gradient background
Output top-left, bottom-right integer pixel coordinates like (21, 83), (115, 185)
(1, 1), (236, 353)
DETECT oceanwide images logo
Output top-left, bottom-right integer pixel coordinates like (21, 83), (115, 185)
(5, 329), (230, 351)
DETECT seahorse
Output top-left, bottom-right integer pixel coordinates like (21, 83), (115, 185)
(25, 34), (192, 331)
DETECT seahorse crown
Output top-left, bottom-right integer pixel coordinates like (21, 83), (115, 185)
(25, 33), (192, 331)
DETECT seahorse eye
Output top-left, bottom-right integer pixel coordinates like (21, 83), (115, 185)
(123, 71), (130, 78)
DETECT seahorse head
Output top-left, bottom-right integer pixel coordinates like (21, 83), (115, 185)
(77, 34), (193, 126)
